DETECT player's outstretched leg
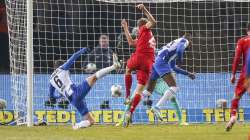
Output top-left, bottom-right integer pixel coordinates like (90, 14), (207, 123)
(87, 53), (121, 86)
(225, 96), (240, 131)
(73, 113), (95, 130)
(124, 68), (133, 105)
(123, 84), (144, 127)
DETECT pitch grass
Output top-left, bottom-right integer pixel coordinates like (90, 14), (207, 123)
(0, 124), (250, 140)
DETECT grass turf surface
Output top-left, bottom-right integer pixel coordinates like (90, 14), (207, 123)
(0, 124), (249, 140)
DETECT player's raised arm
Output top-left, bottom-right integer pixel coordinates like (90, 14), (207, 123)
(121, 19), (136, 46)
(61, 47), (90, 70)
(231, 39), (243, 84)
(137, 4), (156, 29)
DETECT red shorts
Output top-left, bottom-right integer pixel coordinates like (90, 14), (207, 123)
(234, 73), (246, 97)
(127, 53), (154, 85)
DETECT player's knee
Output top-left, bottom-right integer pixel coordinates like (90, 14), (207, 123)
(125, 67), (132, 75)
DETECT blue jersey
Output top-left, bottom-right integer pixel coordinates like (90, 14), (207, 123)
(49, 48), (91, 116)
(150, 37), (189, 80)
(246, 49), (250, 77)
(156, 37), (189, 65)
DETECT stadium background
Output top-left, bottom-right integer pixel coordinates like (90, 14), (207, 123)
(1, 1), (250, 125)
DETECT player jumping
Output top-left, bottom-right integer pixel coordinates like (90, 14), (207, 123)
(143, 33), (195, 125)
(121, 4), (156, 127)
(47, 48), (121, 129)
(225, 23), (250, 131)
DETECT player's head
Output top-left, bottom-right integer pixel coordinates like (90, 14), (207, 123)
(137, 18), (148, 27)
(54, 60), (64, 69)
(247, 23), (250, 35)
(99, 35), (109, 48)
(183, 32), (192, 48)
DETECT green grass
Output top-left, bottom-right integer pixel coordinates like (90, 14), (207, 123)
(0, 124), (249, 140)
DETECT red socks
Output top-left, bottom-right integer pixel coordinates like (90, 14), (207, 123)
(130, 93), (141, 113)
(230, 98), (240, 116)
(125, 74), (132, 98)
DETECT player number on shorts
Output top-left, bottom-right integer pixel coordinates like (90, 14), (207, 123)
(149, 37), (156, 49)
(53, 75), (63, 88)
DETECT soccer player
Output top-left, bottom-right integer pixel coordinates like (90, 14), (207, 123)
(143, 33), (195, 125)
(121, 4), (156, 127)
(225, 23), (250, 131)
(47, 48), (121, 129)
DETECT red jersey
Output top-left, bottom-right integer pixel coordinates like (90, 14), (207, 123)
(232, 35), (250, 75)
(135, 25), (156, 59)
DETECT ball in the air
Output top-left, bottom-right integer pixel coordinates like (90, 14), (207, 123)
(0, 99), (7, 109)
(85, 63), (97, 73)
(111, 84), (122, 97)
(216, 99), (227, 109)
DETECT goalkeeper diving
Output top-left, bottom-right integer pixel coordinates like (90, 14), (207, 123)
(117, 33), (195, 126)
(47, 48), (121, 129)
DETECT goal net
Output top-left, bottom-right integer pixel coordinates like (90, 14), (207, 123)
(5, 0), (250, 125)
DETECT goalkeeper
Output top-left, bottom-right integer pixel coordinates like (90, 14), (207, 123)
(143, 33), (195, 124)
(46, 48), (121, 129)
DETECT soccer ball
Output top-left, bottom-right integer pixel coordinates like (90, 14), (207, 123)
(111, 84), (122, 97)
(216, 99), (227, 109)
(85, 63), (97, 73)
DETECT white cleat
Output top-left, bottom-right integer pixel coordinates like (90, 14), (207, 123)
(113, 53), (121, 69)
(72, 124), (80, 130)
(225, 116), (236, 132)
(151, 106), (163, 121)
(179, 121), (189, 126)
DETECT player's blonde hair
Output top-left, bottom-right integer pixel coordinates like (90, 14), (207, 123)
(137, 18), (148, 27)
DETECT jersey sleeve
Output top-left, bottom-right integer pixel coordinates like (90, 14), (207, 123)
(232, 39), (244, 75)
(60, 47), (89, 70)
(176, 40), (186, 65)
(170, 60), (189, 75)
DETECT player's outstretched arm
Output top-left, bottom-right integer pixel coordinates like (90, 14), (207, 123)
(61, 47), (89, 70)
(171, 60), (195, 80)
(121, 19), (136, 46)
(137, 4), (156, 29)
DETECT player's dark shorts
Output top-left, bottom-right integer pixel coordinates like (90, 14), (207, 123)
(235, 73), (246, 97)
(150, 61), (171, 81)
(68, 80), (91, 116)
(127, 53), (154, 85)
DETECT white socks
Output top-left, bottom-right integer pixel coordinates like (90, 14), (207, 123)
(95, 65), (116, 79)
(156, 87), (178, 107)
(73, 120), (91, 130)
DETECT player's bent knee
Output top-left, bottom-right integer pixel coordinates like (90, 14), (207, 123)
(86, 75), (97, 87)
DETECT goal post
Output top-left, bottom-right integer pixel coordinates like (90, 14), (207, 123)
(26, 0), (33, 127)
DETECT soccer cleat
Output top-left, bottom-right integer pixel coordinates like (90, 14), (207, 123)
(124, 98), (132, 105)
(225, 116), (236, 132)
(123, 112), (131, 128)
(113, 53), (121, 69)
(179, 121), (189, 126)
(72, 124), (80, 130)
(115, 120), (123, 127)
(151, 106), (163, 121)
